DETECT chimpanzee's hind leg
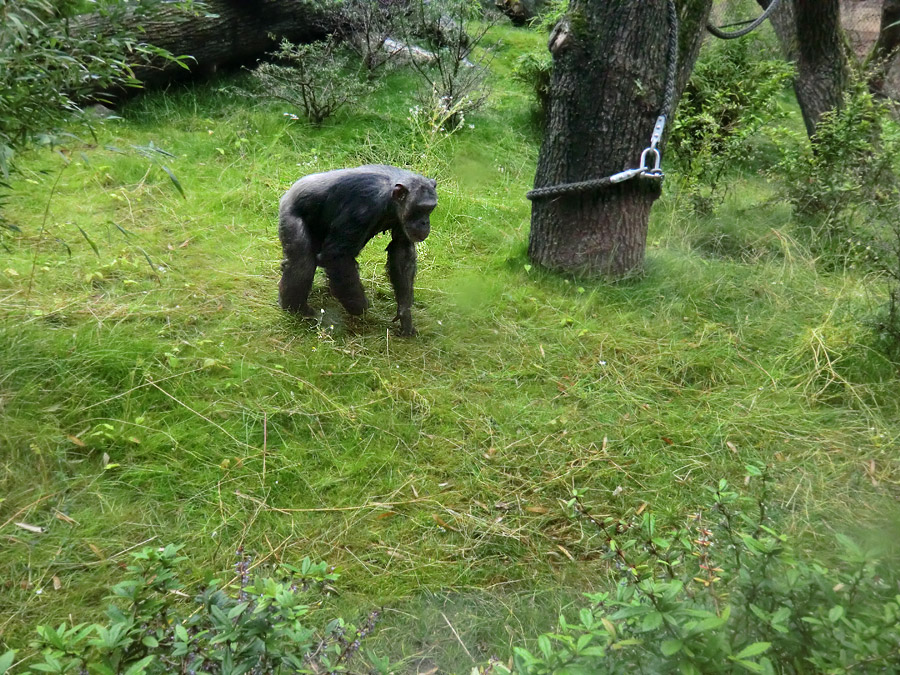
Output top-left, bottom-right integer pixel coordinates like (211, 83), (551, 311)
(278, 213), (317, 316)
(322, 255), (369, 316)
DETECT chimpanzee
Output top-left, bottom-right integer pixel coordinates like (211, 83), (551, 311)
(278, 164), (438, 337)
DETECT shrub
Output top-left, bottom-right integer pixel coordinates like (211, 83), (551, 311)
(772, 83), (900, 353)
(251, 37), (375, 125)
(773, 84), (899, 248)
(499, 466), (900, 674)
(670, 36), (793, 214)
(404, 0), (497, 128)
(528, 0), (567, 33)
(0, 0), (187, 228)
(351, 85), (471, 179)
(512, 52), (552, 127)
(874, 224), (900, 353)
(1, 545), (385, 674)
(338, 0), (408, 74)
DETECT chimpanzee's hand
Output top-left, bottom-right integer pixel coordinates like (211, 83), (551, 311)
(393, 311), (417, 337)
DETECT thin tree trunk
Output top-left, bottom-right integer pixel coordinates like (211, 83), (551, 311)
(528, 0), (712, 277)
(871, 0), (900, 99)
(757, 0), (797, 63)
(793, 0), (849, 137)
(73, 1), (341, 92)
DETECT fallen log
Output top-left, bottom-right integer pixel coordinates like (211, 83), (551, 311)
(74, 1), (343, 93)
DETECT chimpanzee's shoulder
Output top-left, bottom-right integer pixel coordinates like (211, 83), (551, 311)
(353, 164), (423, 180)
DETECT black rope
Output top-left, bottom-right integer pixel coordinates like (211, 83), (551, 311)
(706, 0), (781, 40)
(661, 0), (678, 118)
(527, 0), (679, 202)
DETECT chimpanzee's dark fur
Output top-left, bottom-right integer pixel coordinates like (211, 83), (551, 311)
(278, 164), (438, 336)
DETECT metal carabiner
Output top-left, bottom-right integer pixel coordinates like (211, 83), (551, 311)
(639, 146), (663, 178)
(639, 114), (667, 179)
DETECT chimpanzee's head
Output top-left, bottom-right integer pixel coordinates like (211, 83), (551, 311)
(392, 176), (438, 243)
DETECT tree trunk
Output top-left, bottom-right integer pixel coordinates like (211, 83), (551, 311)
(757, 0), (797, 63)
(73, 1), (341, 92)
(528, 0), (712, 277)
(793, 0), (849, 137)
(874, 0), (900, 58)
(871, 0), (900, 99)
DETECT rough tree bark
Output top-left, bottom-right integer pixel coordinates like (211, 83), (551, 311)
(793, 0), (849, 137)
(871, 0), (900, 98)
(528, 0), (712, 277)
(874, 0), (900, 59)
(73, 1), (341, 91)
(756, 0), (797, 63)
(756, 0), (853, 137)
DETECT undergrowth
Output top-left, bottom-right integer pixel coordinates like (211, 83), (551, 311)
(1, 22), (898, 673)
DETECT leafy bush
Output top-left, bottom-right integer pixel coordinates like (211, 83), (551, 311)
(773, 83), (900, 353)
(351, 84), (471, 181)
(528, 0), (567, 33)
(404, 0), (496, 128)
(670, 36), (793, 214)
(874, 224), (900, 353)
(1, 545), (385, 674)
(773, 84), (899, 246)
(499, 467), (900, 674)
(251, 37), (375, 125)
(0, 0), (186, 187)
(338, 0), (408, 74)
(512, 52), (552, 127)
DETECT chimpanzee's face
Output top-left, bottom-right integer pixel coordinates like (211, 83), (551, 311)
(393, 177), (437, 243)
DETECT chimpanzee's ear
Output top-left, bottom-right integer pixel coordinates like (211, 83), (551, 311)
(392, 183), (408, 201)
(429, 178), (437, 189)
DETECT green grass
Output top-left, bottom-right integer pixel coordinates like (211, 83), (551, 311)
(2, 24), (899, 671)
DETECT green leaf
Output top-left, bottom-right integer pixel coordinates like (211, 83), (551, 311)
(210, 604), (230, 625)
(735, 642), (771, 659)
(174, 624), (188, 642)
(112, 222), (135, 239)
(828, 605), (844, 623)
(0, 651), (16, 675)
(512, 647), (538, 665)
(160, 165), (186, 199)
(537, 634), (552, 660)
(74, 224), (100, 258)
(734, 660), (764, 674)
(124, 655), (155, 675)
(575, 633), (593, 652)
(661, 639), (682, 656)
(748, 604), (768, 622)
(135, 246), (157, 275)
(641, 611), (663, 632)
(691, 613), (727, 634)
(579, 607), (593, 628)
(228, 601), (250, 619)
(558, 666), (596, 675)
(835, 533), (862, 557)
